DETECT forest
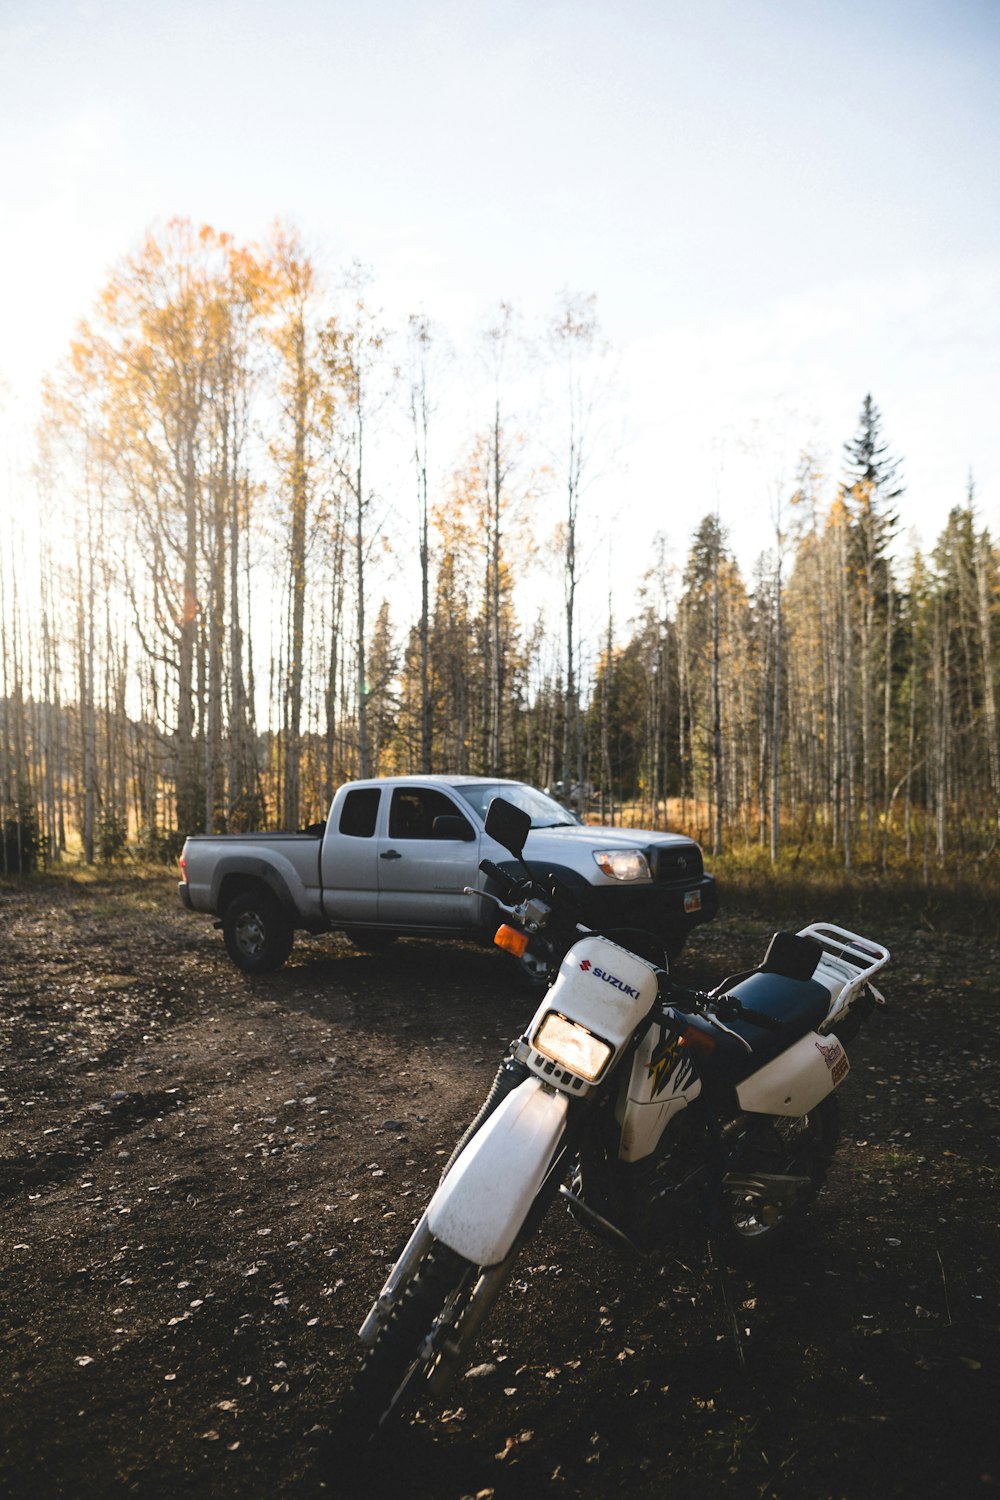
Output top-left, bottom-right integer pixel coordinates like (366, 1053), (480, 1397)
(1, 218), (997, 880)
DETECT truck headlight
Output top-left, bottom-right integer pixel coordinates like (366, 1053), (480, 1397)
(532, 1012), (613, 1082)
(593, 848), (650, 881)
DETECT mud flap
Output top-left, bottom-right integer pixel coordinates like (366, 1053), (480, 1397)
(427, 1078), (569, 1266)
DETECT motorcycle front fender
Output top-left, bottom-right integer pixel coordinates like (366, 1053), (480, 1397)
(427, 1077), (569, 1267)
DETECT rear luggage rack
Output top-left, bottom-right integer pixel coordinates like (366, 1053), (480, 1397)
(797, 923), (890, 1033)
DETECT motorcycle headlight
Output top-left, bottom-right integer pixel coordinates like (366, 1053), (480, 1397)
(593, 848), (650, 881)
(532, 1011), (613, 1083)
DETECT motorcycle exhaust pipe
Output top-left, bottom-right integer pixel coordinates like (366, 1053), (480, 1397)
(722, 1171), (811, 1203)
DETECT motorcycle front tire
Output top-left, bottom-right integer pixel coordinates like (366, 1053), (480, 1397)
(332, 1242), (474, 1445)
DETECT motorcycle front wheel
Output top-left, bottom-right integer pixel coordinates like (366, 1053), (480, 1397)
(720, 1095), (840, 1253)
(333, 1242), (475, 1444)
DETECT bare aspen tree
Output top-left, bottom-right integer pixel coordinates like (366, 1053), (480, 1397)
(270, 227), (320, 828)
(767, 475), (792, 862)
(546, 292), (612, 794)
(930, 591), (949, 861)
(480, 304), (516, 775)
(710, 519), (724, 855)
(80, 464), (100, 861)
(879, 566), (895, 867)
(219, 248), (269, 829)
(0, 501), (14, 870)
(70, 223), (220, 835)
(640, 533), (673, 829)
(319, 481), (347, 802)
(600, 593), (614, 823)
(407, 313), (437, 772)
(321, 271), (389, 780)
(973, 520), (1000, 838)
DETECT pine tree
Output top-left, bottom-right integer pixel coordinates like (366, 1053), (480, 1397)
(842, 395), (905, 843)
(843, 393), (904, 508)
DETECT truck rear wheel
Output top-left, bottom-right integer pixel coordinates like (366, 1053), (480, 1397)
(223, 890), (293, 973)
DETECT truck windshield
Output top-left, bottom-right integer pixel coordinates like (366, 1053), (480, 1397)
(452, 782), (579, 829)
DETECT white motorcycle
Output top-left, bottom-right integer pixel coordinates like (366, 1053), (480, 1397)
(338, 797), (889, 1438)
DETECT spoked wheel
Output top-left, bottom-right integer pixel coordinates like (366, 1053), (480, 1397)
(720, 1096), (840, 1252)
(334, 1243), (475, 1444)
(515, 942), (552, 993)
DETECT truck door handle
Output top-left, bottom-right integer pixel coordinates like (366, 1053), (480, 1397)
(380, 849), (402, 860)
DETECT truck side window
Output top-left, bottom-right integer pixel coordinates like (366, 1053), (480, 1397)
(389, 788), (459, 839)
(339, 787), (381, 838)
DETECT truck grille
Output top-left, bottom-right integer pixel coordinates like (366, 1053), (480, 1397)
(649, 844), (703, 883)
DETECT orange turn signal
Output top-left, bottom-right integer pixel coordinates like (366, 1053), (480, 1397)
(679, 1025), (716, 1056)
(494, 924), (529, 958)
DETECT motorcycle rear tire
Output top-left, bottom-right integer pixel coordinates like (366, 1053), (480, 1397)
(333, 1242), (473, 1443)
(721, 1095), (840, 1255)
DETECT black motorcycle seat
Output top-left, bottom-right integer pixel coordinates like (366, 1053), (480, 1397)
(697, 972), (832, 1090)
(723, 971), (831, 1037)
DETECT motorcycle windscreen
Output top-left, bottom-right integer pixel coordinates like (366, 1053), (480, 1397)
(427, 1078), (569, 1266)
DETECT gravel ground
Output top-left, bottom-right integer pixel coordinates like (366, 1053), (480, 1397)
(1, 869), (998, 1499)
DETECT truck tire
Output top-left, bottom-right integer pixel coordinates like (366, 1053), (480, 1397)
(223, 889), (293, 973)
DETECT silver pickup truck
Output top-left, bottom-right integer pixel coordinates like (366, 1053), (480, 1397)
(178, 775), (717, 981)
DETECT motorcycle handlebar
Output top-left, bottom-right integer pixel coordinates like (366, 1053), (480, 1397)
(665, 980), (709, 1011)
(479, 858), (514, 891)
(665, 982), (783, 1036)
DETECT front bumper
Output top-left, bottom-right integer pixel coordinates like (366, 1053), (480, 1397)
(583, 872), (718, 937)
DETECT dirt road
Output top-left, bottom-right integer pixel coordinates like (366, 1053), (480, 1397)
(1, 871), (997, 1498)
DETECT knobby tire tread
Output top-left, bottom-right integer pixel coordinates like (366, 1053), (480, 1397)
(334, 1243), (470, 1444)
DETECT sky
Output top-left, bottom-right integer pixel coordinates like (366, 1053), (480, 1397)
(1, 0), (999, 617)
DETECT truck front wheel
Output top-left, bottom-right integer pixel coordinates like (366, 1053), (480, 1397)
(223, 890), (294, 973)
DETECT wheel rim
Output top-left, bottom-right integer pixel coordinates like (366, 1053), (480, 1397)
(727, 1114), (819, 1239)
(729, 1190), (784, 1237)
(518, 948), (550, 984)
(234, 909), (266, 957)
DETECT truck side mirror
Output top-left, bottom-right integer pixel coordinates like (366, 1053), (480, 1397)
(431, 815), (475, 842)
(484, 797), (531, 860)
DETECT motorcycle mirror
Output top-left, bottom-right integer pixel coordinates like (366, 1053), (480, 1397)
(484, 797), (531, 860)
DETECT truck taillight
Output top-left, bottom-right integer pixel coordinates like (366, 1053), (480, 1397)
(179, 854), (187, 877)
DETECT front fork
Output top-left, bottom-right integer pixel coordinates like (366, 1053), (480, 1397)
(359, 1098), (581, 1387)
